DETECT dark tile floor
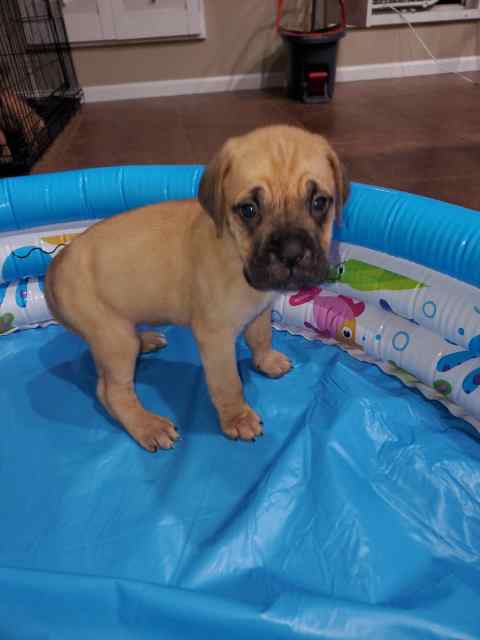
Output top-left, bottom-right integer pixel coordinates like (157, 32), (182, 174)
(33, 72), (480, 209)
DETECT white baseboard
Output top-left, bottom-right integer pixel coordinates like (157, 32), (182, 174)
(336, 55), (480, 82)
(83, 55), (479, 103)
(83, 72), (285, 103)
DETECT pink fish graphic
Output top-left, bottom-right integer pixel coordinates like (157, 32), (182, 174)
(289, 287), (365, 344)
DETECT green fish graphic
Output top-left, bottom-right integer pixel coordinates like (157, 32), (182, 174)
(327, 259), (426, 292)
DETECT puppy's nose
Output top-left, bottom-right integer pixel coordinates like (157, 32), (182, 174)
(276, 236), (306, 269)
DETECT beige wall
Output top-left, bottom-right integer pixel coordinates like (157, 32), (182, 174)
(72, 0), (480, 87)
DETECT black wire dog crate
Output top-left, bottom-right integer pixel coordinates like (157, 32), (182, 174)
(0, 0), (82, 176)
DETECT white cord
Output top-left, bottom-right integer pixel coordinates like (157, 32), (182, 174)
(391, 6), (478, 86)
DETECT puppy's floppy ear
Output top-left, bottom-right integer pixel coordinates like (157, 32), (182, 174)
(198, 140), (233, 238)
(328, 150), (350, 221)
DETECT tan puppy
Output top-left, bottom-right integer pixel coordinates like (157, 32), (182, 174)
(45, 125), (349, 452)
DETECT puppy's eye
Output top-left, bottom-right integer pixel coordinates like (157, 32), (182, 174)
(342, 327), (353, 339)
(311, 195), (331, 217)
(238, 202), (257, 219)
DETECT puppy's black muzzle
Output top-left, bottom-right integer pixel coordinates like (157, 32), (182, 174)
(245, 229), (329, 292)
(267, 230), (313, 270)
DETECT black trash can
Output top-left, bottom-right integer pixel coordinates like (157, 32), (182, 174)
(281, 29), (345, 103)
(277, 1), (346, 104)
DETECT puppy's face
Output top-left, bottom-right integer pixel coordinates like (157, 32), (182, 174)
(199, 125), (349, 292)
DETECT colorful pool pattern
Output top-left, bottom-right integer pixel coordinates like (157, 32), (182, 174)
(272, 240), (480, 425)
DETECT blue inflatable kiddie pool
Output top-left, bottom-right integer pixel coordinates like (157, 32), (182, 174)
(0, 165), (479, 639)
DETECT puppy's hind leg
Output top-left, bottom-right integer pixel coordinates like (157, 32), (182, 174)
(89, 321), (178, 452)
(138, 330), (168, 354)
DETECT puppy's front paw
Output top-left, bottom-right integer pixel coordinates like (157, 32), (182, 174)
(133, 414), (179, 452)
(254, 349), (292, 378)
(221, 404), (263, 442)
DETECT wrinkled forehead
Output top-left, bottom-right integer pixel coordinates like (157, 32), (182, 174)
(225, 136), (336, 203)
